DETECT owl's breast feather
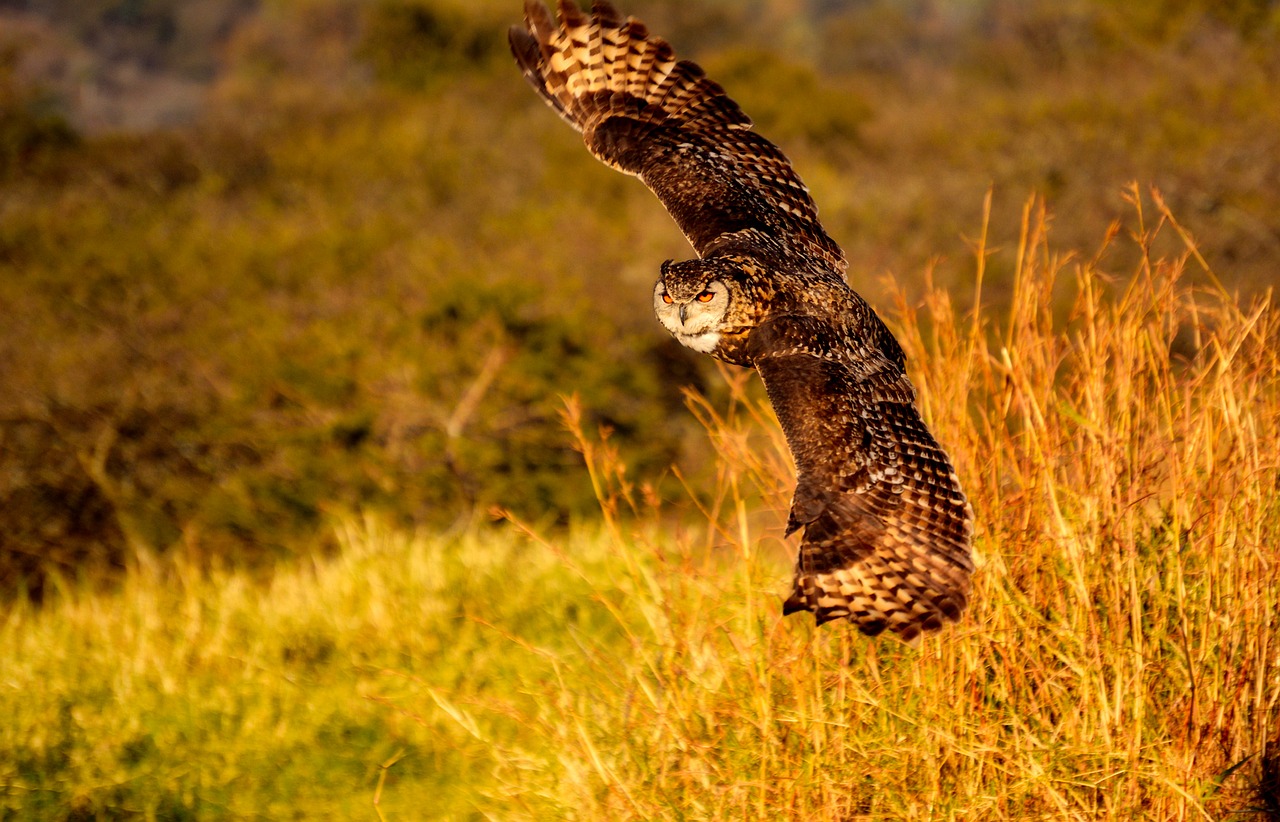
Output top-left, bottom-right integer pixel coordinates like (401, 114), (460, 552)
(707, 327), (755, 367)
(675, 329), (721, 354)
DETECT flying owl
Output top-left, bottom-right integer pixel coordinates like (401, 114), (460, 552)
(510, 0), (974, 642)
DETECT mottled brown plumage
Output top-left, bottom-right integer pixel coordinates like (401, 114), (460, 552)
(511, 0), (974, 643)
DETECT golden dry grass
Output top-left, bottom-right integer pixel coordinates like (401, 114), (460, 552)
(2, 190), (1276, 819)
(467, 187), (1280, 819)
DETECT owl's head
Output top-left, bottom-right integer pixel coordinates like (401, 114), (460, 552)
(653, 258), (745, 353)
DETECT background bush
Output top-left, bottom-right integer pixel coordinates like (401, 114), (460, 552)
(2, 0), (1278, 592)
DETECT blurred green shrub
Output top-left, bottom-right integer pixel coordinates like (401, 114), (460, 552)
(705, 49), (871, 147)
(0, 21), (712, 592)
(3, 0), (1279, 595)
(0, 51), (78, 179)
(359, 0), (509, 88)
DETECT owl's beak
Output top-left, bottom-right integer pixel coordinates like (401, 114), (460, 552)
(679, 304), (689, 324)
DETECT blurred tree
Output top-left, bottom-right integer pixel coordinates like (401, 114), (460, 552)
(2, 0), (1278, 596)
(0, 45), (77, 178)
(359, 0), (509, 88)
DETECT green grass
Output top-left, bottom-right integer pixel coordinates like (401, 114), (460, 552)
(3, 194), (1278, 819)
(1, 519), (628, 819)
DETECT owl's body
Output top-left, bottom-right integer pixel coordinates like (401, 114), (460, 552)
(511, 0), (974, 642)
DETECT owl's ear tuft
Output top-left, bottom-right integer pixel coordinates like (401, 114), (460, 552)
(659, 260), (674, 276)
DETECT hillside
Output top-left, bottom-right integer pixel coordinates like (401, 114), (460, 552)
(2, 3), (1279, 807)
(3, 209), (1277, 816)
(2, 0), (1279, 604)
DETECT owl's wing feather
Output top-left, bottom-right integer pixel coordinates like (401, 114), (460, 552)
(513, 1), (975, 642)
(509, 0), (847, 277)
(749, 316), (974, 643)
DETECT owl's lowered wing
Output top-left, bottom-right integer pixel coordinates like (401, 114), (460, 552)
(747, 316), (974, 643)
(509, 0), (846, 277)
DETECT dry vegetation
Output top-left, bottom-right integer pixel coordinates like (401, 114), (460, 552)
(2, 0), (1280, 818)
(3, 194), (1277, 819)
(467, 193), (1280, 819)
(3, 0), (1280, 590)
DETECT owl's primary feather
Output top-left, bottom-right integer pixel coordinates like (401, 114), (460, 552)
(511, 0), (974, 643)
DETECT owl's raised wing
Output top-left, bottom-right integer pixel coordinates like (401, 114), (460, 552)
(509, 0), (846, 278)
(747, 316), (974, 643)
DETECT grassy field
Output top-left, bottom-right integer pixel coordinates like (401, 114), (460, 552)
(6, 0), (1280, 588)
(2, 196), (1277, 819)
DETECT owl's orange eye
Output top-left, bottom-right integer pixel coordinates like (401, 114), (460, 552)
(662, 293), (673, 304)
(697, 290), (714, 302)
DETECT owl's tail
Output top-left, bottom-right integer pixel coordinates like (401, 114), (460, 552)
(781, 490), (974, 646)
(783, 555), (971, 647)
(509, 0), (751, 140)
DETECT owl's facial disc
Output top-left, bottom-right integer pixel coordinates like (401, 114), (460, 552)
(653, 278), (729, 353)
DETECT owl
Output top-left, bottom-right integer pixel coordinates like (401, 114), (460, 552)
(510, 0), (974, 643)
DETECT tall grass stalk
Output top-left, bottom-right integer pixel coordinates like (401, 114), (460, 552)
(474, 188), (1279, 819)
(1, 191), (1275, 819)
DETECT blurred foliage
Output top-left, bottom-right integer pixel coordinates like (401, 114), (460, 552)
(0, 0), (257, 79)
(2, 0), (1279, 593)
(359, 0), (511, 88)
(0, 49), (78, 179)
(704, 49), (872, 147)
